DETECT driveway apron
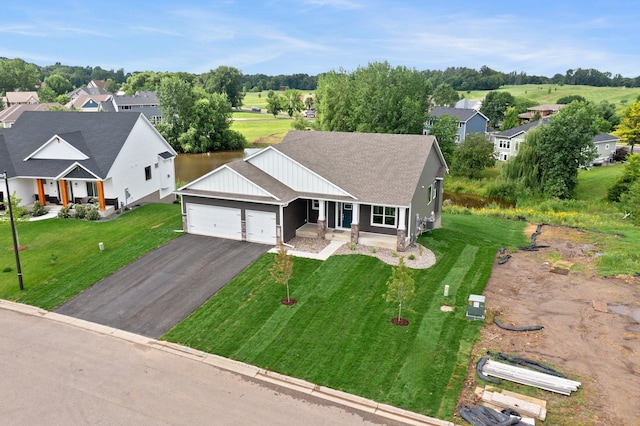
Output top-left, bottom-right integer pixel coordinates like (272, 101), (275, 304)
(55, 234), (270, 338)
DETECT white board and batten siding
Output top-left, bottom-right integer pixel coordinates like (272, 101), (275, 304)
(186, 203), (242, 240)
(246, 210), (277, 245)
(249, 148), (349, 196)
(189, 166), (274, 198)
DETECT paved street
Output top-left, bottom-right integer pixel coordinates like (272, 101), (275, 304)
(55, 234), (270, 338)
(0, 307), (414, 426)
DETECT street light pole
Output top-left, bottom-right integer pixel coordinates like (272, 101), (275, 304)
(3, 171), (24, 291)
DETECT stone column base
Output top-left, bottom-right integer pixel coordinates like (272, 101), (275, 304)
(396, 228), (407, 252)
(317, 220), (326, 239)
(350, 223), (359, 245)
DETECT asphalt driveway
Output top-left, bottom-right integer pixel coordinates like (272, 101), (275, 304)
(55, 234), (270, 338)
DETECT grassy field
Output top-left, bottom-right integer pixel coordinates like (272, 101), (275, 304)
(0, 203), (182, 309)
(163, 214), (528, 419)
(464, 84), (640, 111)
(231, 115), (293, 146)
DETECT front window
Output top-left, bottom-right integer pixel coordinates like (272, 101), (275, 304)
(371, 205), (397, 227)
(86, 182), (97, 197)
(312, 199), (319, 210)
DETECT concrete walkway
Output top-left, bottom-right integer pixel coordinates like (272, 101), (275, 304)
(268, 240), (346, 260)
(0, 299), (452, 426)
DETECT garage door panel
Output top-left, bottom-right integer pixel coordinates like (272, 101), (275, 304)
(187, 204), (241, 240)
(246, 210), (277, 245)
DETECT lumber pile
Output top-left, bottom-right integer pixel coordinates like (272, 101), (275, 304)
(482, 359), (581, 395)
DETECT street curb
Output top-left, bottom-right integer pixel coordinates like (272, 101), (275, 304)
(1, 299), (454, 426)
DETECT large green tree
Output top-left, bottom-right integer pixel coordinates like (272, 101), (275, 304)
(266, 92), (284, 118)
(44, 74), (73, 96)
(427, 114), (458, 164)
(608, 154), (640, 202)
(156, 76), (244, 153)
(316, 61), (431, 134)
(432, 83), (460, 107)
(615, 100), (640, 152)
(538, 101), (600, 198)
(0, 58), (40, 93)
(200, 66), (244, 108)
(500, 106), (519, 131)
(452, 133), (496, 178)
(480, 91), (515, 128)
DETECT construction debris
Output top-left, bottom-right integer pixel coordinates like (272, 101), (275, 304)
(482, 359), (581, 395)
(457, 404), (528, 426)
(481, 390), (547, 421)
(488, 352), (565, 377)
(493, 317), (544, 332)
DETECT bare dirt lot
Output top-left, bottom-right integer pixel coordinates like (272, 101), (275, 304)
(457, 225), (640, 425)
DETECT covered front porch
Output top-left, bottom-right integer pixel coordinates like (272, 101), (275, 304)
(295, 223), (399, 250)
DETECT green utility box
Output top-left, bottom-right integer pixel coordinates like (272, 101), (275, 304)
(466, 294), (486, 320)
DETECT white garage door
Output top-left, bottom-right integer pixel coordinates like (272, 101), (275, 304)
(246, 210), (277, 245)
(186, 204), (242, 240)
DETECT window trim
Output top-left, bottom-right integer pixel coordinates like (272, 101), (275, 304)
(144, 165), (152, 181)
(311, 199), (319, 210)
(370, 205), (397, 228)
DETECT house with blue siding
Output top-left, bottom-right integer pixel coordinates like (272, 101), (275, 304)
(424, 107), (489, 143)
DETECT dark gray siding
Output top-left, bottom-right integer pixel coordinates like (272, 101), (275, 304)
(358, 204), (398, 235)
(464, 114), (488, 137)
(283, 198), (306, 242)
(410, 144), (445, 230)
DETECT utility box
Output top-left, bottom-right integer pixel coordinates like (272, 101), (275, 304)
(466, 294), (486, 320)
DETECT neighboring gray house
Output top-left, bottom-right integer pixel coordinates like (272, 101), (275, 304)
(0, 111), (176, 217)
(176, 131), (448, 251)
(108, 91), (162, 123)
(492, 118), (618, 164)
(424, 107), (489, 143)
(67, 86), (110, 100)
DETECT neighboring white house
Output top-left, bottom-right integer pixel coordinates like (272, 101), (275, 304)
(0, 111), (176, 216)
(492, 118), (618, 164)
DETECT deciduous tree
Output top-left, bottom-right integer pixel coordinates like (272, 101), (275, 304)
(200, 66), (244, 108)
(480, 91), (515, 128)
(500, 106), (519, 131)
(266, 92), (284, 118)
(432, 83), (460, 107)
(0, 58), (40, 93)
(269, 243), (295, 305)
(615, 100), (640, 153)
(538, 101), (599, 198)
(427, 114), (458, 164)
(283, 88), (304, 118)
(44, 74), (73, 96)
(383, 256), (415, 324)
(452, 133), (496, 178)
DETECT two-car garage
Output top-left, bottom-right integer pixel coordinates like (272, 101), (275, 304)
(185, 203), (277, 245)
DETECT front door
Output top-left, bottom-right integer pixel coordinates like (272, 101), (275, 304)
(340, 203), (353, 229)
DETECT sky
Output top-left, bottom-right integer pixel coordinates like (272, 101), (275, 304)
(1, 0), (639, 78)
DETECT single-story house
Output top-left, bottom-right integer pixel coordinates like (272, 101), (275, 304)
(0, 111), (176, 216)
(424, 107), (489, 143)
(176, 131), (448, 251)
(492, 118), (618, 164)
(107, 91), (162, 124)
(518, 104), (564, 123)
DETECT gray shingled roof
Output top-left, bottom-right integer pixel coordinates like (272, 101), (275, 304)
(0, 111), (142, 179)
(592, 133), (619, 143)
(494, 118), (550, 138)
(429, 107), (481, 122)
(113, 91), (158, 106)
(272, 131), (438, 206)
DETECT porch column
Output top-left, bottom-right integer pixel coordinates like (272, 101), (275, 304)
(396, 207), (407, 252)
(96, 181), (106, 211)
(350, 203), (360, 244)
(317, 200), (326, 239)
(60, 179), (69, 206)
(36, 179), (46, 206)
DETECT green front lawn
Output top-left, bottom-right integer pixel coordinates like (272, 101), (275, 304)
(0, 203), (182, 309)
(163, 214), (528, 419)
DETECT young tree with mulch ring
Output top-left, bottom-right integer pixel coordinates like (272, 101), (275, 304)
(270, 243), (296, 305)
(384, 256), (415, 326)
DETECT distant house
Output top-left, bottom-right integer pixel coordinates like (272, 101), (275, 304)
(0, 112), (177, 216)
(518, 104), (565, 123)
(492, 118), (617, 164)
(67, 86), (110, 101)
(87, 80), (106, 90)
(3, 91), (39, 107)
(108, 91), (162, 123)
(455, 98), (482, 110)
(66, 94), (113, 111)
(176, 130), (448, 251)
(424, 107), (489, 143)
(0, 103), (60, 128)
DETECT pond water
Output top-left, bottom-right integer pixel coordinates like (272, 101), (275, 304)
(443, 191), (515, 209)
(175, 151), (515, 209)
(174, 149), (260, 183)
